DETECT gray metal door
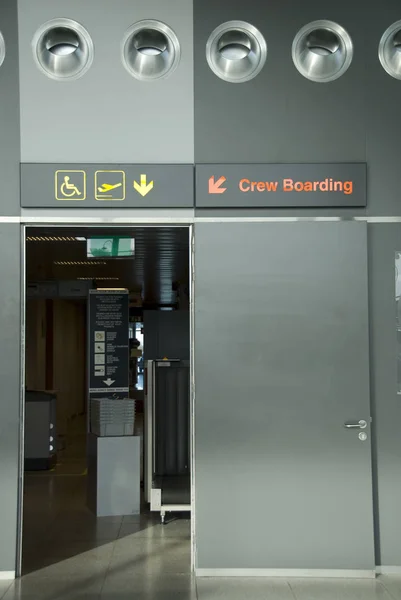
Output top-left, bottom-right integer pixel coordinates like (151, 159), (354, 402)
(194, 222), (375, 573)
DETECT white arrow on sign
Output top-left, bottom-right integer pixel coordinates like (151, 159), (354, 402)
(103, 378), (115, 387)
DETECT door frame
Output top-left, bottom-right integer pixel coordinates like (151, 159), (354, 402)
(17, 221), (195, 577)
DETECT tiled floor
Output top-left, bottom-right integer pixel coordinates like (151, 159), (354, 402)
(195, 578), (401, 600)
(5, 570), (401, 600)
(6, 417), (401, 598)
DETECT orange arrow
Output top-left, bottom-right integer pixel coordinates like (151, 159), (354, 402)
(209, 176), (227, 194)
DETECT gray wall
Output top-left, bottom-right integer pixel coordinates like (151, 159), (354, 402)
(193, 0), (401, 219)
(194, 0), (366, 162)
(194, 0), (366, 166)
(0, 0), (21, 576)
(18, 0), (194, 163)
(193, 0), (401, 568)
(143, 310), (190, 361)
(365, 5), (401, 216)
(0, 0), (20, 217)
(0, 225), (21, 572)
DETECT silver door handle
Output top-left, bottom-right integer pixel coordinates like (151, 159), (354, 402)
(344, 419), (367, 430)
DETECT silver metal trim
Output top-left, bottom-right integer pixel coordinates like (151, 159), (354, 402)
(355, 217), (401, 222)
(20, 214), (194, 224)
(379, 21), (401, 80)
(196, 216), (401, 223)
(32, 18), (94, 81)
(196, 569), (376, 579)
(122, 20), (180, 81)
(195, 216), (343, 222)
(206, 21), (267, 83)
(144, 360), (154, 504)
(189, 224), (196, 573)
(152, 364), (156, 474)
(0, 31), (6, 68)
(16, 225), (26, 578)
(4, 216), (401, 226)
(86, 291), (91, 435)
(292, 20), (353, 83)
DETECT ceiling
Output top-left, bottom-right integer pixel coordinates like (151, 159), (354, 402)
(26, 226), (190, 306)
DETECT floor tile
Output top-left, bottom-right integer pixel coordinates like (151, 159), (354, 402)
(112, 534), (190, 555)
(122, 513), (159, 524)
(101, 573), (196, 597)
(22, 541), (115, 576)
(107, 538), (191, 577)
(35, 539), (115, 558)
(57, 510), (123, 525)
(100, 592), (195, 600)
(3, 575), (104, 600)
(47, 521), (122, 542)
(21, 558), (110, 580)
(379, 575), (401, 600)
(19, 418), (191, 597)
(196, 577), (295, 600)
(288, 578), (392, 600)
(118, 519), (191, 540)
(0, 582), (12, 600)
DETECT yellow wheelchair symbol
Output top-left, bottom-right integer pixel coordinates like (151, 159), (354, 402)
(61, 176), (81, 197)
(55, 170), (86, 201)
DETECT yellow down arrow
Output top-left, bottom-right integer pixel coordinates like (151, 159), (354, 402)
(133, 174), (154, 197)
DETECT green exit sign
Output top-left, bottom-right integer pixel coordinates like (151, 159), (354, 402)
(87, 237), (135, 259)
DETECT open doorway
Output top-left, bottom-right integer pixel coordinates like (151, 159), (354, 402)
(20, 225), (192, 579)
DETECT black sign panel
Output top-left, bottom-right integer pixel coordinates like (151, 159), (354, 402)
(20, 163), (194, 208)
(196, 163), (367, 208)
(88, 291), (129, 395)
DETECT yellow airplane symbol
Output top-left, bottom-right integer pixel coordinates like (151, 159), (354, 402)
(133, 174), (154, 197)
(97, 183), (123, 193)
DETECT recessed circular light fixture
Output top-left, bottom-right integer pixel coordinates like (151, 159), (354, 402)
(379, 21), (401, 80)
(32, 18), (94, 81)
(122, 20), (180, 81)
(206, 20), (267, 83)
(292, 20), (353, 82)
(0, 31), (5, 68)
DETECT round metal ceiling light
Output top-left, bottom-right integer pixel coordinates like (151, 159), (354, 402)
(206, 21), (267, 83)
(292, 20), (353, 82)
(0, 31), (5, 68)
(32, 18), (94, 81)
(379, 21), (401, 80)
(122, 20), (180, 81)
